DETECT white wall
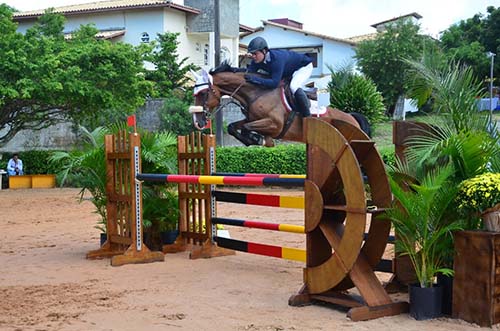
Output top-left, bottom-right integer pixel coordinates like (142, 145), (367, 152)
(240, 25), (357, 89)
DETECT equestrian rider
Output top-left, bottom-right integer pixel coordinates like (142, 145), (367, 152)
(244, 37), (313, 117)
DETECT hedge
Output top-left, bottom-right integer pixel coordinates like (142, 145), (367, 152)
(216, 144), (306, 174)
(215, 143), (396, 174)
(0, 150), (60, 174)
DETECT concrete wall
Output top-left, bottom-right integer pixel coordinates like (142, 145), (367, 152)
(0, 123), (78, 153)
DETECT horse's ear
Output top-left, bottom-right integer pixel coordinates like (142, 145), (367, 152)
(201, 69), (213, 84)
(190, 69), (201, 80)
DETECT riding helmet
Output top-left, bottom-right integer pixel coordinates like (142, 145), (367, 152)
(248, 37), (268, 53)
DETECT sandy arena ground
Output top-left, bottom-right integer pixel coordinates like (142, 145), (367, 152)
(0, 188), (494, 331)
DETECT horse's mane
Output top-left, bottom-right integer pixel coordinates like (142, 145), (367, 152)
(209, 60), (243, 75)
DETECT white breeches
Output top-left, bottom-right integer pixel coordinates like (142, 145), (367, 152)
(290, 63), (313, 93)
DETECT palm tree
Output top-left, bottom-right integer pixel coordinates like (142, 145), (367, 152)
(386, 164), (462, 288)
(403, 52), (500, 184)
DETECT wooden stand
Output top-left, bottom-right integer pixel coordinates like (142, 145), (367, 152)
(453, 230), (500, 327)
(163, 132), (234, 259)
(86, 132), (164, 266)
(289, 118), (408, 321)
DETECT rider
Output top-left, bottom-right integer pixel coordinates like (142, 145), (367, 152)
(244, 36), (313, 117)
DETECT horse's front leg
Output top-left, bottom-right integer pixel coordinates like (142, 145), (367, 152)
(243, 119), (280, 147)
(227, 120), (264, 146)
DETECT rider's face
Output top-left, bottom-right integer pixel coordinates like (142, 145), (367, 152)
(250, 50), (265, 63)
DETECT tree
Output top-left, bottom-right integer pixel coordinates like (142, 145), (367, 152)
(144, 32), (198, 98)
(355, 21), (433, 114)
(440, 6), (500, 81)
(0, 6), (151, 143)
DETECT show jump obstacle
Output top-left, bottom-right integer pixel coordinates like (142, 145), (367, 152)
(91, 117), (407, 321)
(86, 131), (164, 266)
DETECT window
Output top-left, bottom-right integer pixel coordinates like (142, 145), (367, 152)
(288, 46), (321, 69)
(305, 52), (318, 68)
(204, 44), (209, 65)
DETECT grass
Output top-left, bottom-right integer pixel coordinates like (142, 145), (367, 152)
(372, 111), (500, 151)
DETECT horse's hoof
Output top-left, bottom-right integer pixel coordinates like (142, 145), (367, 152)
(264, 137), (275, 147)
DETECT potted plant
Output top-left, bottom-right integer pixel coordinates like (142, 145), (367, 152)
(456, 172), (500, 232)
(50, 124), (179, 248)
(142, 185), (180, 249)
(385, 164), (462, 320)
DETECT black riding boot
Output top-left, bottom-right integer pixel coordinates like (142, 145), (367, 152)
(294, 88), (311, 117)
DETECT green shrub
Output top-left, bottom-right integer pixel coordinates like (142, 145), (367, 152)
(327, 65), (385, 125)
(1, 150), (59, 174)
(378, 145), (396, 167)
(216, 144), (306, 174)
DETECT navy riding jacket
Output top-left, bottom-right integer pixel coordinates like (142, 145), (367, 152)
(247, 49), (312, 89)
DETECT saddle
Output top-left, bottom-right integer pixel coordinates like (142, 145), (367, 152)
(282, 83), (318, 112)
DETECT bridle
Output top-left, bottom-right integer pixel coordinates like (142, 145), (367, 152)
(194, 77), (246, 121)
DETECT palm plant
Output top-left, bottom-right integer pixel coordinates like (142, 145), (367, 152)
(385, 164), (462, 288)
(50, 126), (109, 228)
(403, 52), (500, 186)
(50, 123), (178, 234)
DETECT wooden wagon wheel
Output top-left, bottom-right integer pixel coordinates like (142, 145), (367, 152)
(289, 118), (407, 321)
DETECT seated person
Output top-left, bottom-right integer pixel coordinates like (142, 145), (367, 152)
(7, 153), (23, 175)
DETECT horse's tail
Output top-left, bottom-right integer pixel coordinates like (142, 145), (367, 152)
(350, 112), (371, 138)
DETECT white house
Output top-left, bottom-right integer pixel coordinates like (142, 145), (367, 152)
(239, 18), (358, 90)
(13, 0), (240, 71)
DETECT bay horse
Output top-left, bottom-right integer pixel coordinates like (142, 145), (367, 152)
(190, 62), (370, 147)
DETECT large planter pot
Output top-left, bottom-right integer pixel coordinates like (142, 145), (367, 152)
(160, 230), (179, 245)
(100, 232), (107, 246)
(409, 284), (443, 320)
(437, 274), (453, 316)
(482, 210), (500, 232)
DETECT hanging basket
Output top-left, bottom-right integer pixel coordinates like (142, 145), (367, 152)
(482, 205), (500, 232)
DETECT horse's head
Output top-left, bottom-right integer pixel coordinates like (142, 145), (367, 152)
(189, 69), (221, 130)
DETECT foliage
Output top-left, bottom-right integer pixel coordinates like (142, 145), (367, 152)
(377, 145), (396, 167)
(327, 63), (385, 124)
(216, 144), (306, 175)
(440, 6), (500, 80)
(402, 55), (500, 182)
(456, 172), (500, 216)
(0, 6), (151, 142)
(355, 20), (434, 114)
(385, 164), (462, 288)
(144, 32), (198, 98)
(49, 126), (109, 226)
(0, 150), (59, 175)
(158, 93), (196, 136)
(142, 186), (179, 232)
(404, 52), (488, 132)
(49, 124), (178, 232)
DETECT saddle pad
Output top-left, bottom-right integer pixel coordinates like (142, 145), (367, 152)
(310, 100), (328, 116)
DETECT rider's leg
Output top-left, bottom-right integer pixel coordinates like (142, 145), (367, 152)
(293, 89), (311, 117)
(290, 63), (313, 117)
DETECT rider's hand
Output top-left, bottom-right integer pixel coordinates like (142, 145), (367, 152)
(244, 74), (259, 85)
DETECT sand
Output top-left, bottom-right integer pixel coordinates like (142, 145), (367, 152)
(0, 188), (493, 331)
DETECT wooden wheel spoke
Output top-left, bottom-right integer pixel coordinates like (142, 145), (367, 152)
(319, 221), (341, 251)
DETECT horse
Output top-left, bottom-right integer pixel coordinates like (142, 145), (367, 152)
(190, 62), (371, 147)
